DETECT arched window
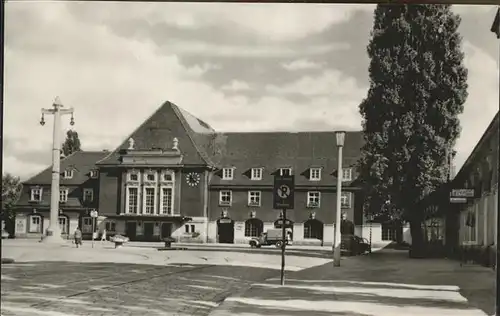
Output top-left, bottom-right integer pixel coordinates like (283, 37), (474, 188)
(245, 218), (263, 237)
(303, 219), (323, 240)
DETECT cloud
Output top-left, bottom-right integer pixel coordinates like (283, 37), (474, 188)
(68, 2), (373, 42)
(221, 80), (252, 92)
(266, 70), (365, 98)
(454, 41), (499, 170)
(282, 59), (322, 71)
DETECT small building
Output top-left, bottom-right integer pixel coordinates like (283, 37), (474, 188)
(422, 111), (498, 260)
(13, 100), (396, 245)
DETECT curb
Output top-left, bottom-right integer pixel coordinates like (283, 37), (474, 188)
(1, 258), (15, 264)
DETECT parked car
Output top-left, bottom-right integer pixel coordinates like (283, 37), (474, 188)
(249, 228), (292, 248)
(341, 235), (371, 256)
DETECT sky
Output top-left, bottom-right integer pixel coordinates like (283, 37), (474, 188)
(3, 2), (499, 181)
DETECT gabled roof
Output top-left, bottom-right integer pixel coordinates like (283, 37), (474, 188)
(453, 111), (499, 183)
(96, 101), (215, 166)
(23, 151), (108, 185)
(209, 131), (364, 186)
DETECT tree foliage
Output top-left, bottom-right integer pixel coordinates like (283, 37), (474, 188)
(62, 130), (82, 157)
(357, 5), (468, 246)
(1, 173), (23, 236)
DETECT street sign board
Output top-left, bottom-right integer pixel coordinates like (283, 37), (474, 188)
(450, 197), (467, 204)
(90, 210), (98, 218)
(273, 175), (295, 209)
(451, 189), (475, 198)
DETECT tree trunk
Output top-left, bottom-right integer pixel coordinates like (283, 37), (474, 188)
(409, 219), (425, 258)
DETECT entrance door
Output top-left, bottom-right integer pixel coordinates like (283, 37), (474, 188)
(126, 222), (137, 241)
(144, 222), (154, 241)
(161, 223), (172, 239)
(217, 219), (234, 244)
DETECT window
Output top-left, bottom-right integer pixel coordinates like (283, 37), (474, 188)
(29, 215), (42, 233)
(59, 189), (69, 203)
(219, 190), (232, 206)
(30, 188), (42, 201)
(128, 172), (139, 181)
(59, 216), (68, 234)
(245, 218), (263, 237)
(105, 221), (116, 232)
(248, 191), (261, 206)
(222, 168), (234, 180)
(310, 168), (321, 181)
(381, 223), (397, 241)
(342, 168), (352, 181)
(162, 173), (173, 182)
(303, 219), (324, 239)
(82, 217), (93, 233)
(144, 187), (156, 214)
(307, 191), (321, 208)
(251, 168), (263, 180)
(185, 224), (195, 233)
(280, 168), (292, 176)
(127, 187), (139, 213)
(341, 192), (352, 208)
(90, 170), (99, 179)
(145, 172), (156, 182)
(83, 189), (93, 202)
(160, 187), (173, 215)
(63, 170), (74, 179)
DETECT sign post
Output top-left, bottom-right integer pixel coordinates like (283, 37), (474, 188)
(273, 175), (295, 286)
(90, 210), (98, 248)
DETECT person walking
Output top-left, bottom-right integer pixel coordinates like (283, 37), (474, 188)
(74, 226), (83, 248)
(101, 228), (107, 243)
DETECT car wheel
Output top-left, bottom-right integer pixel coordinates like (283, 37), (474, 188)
(275, 241), (283, 248)
(250, 241), (257, 248)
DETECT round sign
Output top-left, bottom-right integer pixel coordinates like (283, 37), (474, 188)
(277, 185), (291, 198)
(90, 210), (98, 218)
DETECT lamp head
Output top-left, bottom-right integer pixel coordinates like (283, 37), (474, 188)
(335, 131), (346, 147)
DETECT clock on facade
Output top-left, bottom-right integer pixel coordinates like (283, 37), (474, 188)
(186, 172), (201, 187)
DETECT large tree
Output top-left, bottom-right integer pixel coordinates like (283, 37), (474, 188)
(62, 130), (82, 157)
(357, 4), (468, 256)
(1, 173), (23, 237)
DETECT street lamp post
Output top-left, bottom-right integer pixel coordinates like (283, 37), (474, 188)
(333, 131), (345, 267)
(40, 97), (75, 243)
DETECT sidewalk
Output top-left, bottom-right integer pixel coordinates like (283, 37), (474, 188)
(209, 249), (495, 316)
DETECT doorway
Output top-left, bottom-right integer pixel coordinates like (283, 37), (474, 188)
(161, 223), (172, 239)
(143, 222), (154, 241)
(217, 218), (234, 244)
(126, 222), (137, 241)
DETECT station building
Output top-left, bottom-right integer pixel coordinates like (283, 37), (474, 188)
(13, 100), (390, 245)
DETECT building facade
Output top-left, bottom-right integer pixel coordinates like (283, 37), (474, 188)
(421, 112), (499, 256)
(14, 101), (394, 245)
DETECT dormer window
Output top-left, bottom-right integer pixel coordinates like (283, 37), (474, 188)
(310, 168), (321, 181)
(342, 168), (352, 181)
(222, 168), (234, 180)
(279, 168), (292, 176)
(251, 168), (263, 180)
(63, 170), (74, 179)
(89, 170), (99, 179)
(30, 188), (43, 201)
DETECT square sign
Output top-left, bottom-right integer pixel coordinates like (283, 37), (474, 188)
(273, 175), (295, 210)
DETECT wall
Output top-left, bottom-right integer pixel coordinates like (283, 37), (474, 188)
(98, 167), (121, 215)
(14, 209), (79, 239)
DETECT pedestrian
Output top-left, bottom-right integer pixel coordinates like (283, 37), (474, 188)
(101, 228), (107, 243)
(74, 226), (83, 248)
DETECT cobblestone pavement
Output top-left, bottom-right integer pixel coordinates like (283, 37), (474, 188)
(1, 261), (279, 316)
